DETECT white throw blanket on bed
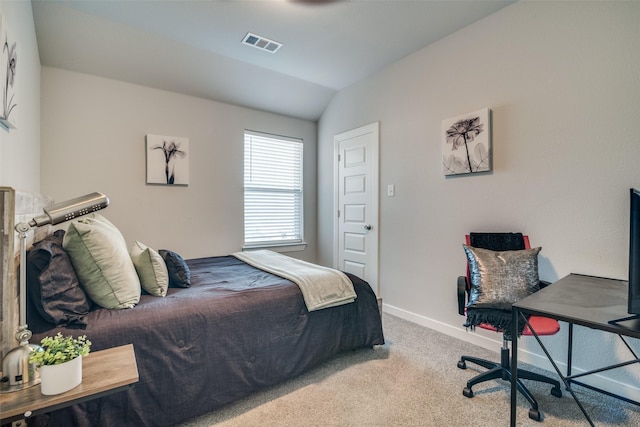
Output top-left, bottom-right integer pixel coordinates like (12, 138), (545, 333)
(232, 250), (356, 311)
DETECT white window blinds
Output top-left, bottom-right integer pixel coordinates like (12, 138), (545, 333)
(244, 131), (303, 247)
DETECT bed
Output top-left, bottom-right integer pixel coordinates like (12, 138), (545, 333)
(0, 190), (383, 426)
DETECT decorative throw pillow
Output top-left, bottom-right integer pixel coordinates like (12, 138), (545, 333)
(463, 244), (542, 310)
(130, 241), (169, 297)
(159, 249), (191, 288)
(63, 213), (141, 309)
(26, 230), (91, 326)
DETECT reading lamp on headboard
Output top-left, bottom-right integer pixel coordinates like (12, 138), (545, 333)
(0, 192), (109, 393)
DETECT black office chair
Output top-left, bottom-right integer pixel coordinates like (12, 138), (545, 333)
(457, 232), (562, 422)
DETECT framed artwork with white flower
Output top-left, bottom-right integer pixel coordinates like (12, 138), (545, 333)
(0, 13), (18, 131)
(146, 134), (189, 185)
(442, 108), (492, 176)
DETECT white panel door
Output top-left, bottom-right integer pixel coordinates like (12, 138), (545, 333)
(334, 122), (379, 296)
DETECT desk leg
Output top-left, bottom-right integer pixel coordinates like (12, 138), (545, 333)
(510, 307), (518, 427)
(522, 317), (595, 426)
(567, 323), (573, 388)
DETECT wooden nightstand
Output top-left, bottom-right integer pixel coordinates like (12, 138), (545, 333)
(0, 344), (138, 425)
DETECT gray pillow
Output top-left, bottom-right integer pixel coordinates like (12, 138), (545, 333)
(63, 213), (141, 309)
(130, 241), (169, 297)
(27, 230), (91, 326)
(463, 244), (541, 310)
(159, 249), (191, 288)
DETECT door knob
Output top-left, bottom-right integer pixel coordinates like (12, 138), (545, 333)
(364, 224), (372, 231)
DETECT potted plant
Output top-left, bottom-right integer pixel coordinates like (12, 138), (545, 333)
(29, 333), (91, 395)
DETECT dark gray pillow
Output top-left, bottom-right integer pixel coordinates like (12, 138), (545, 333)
(159, 249), (191, 288)
(27, 230), (91, 326)
(463, 244), (541, 310)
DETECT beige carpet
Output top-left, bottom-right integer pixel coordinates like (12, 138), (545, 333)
(178, 313), (640, 426)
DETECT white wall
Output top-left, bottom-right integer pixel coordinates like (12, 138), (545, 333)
(40, 67), (317, 261)
(318, 1), (640, 398)
(0, 0), (40, 192)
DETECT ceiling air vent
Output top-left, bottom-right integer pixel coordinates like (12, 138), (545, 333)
(242, 32), (282, 54)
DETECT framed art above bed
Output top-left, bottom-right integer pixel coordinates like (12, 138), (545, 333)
(145, 134), (189, 186)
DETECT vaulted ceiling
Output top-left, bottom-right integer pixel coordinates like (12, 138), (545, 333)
(32, 0), (514, 121)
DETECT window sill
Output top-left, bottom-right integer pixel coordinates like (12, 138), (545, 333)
(242, 242), (308, 253)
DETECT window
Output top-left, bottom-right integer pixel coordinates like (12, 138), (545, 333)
(244, 131), (304, 248)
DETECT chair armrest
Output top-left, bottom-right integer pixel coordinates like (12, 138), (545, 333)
(457, 276), (468, 316)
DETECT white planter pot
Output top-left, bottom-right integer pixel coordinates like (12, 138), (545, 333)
(39, 356), (82, 395)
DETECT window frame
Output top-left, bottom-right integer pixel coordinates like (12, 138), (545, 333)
(243, 130), (306, 252)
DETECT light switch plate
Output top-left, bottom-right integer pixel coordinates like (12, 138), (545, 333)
(387, 184), (395, 197)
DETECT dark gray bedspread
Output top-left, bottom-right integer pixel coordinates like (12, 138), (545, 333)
(28, 256), (384, 426)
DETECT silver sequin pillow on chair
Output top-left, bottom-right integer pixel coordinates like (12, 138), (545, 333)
(463, 245), (542, 310)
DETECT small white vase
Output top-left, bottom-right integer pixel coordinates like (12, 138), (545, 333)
(39, 356), (82, 395)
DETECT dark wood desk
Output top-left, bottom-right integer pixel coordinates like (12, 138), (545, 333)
(510, 274), (640, 426)
(0, 344), (138, 425)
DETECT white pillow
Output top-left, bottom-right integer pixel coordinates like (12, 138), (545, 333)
(130, 241), (169, 297)
(63, 213), (141, 309)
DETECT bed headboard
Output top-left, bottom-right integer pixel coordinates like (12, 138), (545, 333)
(1, 187), (52, 358)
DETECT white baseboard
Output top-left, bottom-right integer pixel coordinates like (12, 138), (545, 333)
(382, 303), (640, 403)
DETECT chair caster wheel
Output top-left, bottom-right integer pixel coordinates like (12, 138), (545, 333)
(457, 360), (466, 369)
(551, 386), (562, 398)
(528, 408), (542, 421)
(462, 387), (474, 398)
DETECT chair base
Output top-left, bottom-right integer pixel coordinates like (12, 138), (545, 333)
(458, 344), (562, 422)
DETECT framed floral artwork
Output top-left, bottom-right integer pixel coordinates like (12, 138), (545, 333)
(146, 134), (189, 185)
(442, 108), (492, 176)
(0, 13), (17, 131)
